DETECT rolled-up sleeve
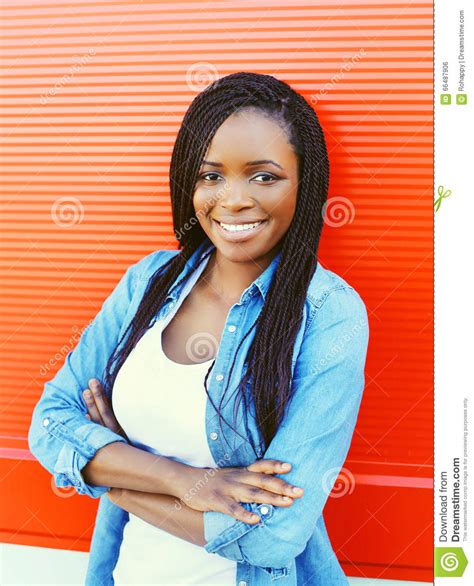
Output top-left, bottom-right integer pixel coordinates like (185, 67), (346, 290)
(203, 285), (370, 571)
(28, 261), (142, 498)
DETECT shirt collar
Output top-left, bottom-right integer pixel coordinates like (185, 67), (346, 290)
(194, 238), (282, 303)
(165, 238), (282, 304)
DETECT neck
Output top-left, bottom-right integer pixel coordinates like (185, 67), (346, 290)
(199, 245), (278, 304)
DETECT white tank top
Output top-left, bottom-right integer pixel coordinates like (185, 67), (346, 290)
(111, 261), (237, 585)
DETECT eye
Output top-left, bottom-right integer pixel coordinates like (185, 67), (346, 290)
(199, 172), (222, 182)
(252, 173), (278, 183)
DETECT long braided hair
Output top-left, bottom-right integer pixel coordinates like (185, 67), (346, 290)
(102, 72), (329, 454)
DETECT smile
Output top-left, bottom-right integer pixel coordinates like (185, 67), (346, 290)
(219, 220), (263, 232)
(212, 219), (268, 242)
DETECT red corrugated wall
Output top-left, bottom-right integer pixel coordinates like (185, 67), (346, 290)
(0, 0), (433, 581)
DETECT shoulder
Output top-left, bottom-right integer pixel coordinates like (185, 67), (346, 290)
(129, 248), (180, 282)
(291, 262), (369, 381)
(304, 261), (369, 332)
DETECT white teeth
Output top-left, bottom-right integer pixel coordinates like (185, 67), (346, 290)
(219, 221), (263, 232)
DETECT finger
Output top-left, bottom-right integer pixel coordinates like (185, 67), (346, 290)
(85, 414), (91, 420)
(88, 379), (119, 431)
(82, 389), (104, 425)
(240, 470), (304, 498)
(221, 500), (261, 525)
(238, 485), (295, 507)
(247, 459), (292, 474)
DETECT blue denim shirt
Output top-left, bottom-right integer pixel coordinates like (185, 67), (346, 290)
(28, 237), (369, 586)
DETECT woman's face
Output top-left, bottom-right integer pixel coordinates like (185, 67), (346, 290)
(193, 108), (299, 263)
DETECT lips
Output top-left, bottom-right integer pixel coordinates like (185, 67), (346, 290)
(213, 218), (267, 225)
(212, 218), (268, 243)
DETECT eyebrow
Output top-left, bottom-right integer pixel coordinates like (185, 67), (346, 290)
(201, 159), (284, 170)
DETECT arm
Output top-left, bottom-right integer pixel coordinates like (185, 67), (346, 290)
(202, 286), (370, 570)
(81, 378), (305, 524)
(80, 439), (196, 495)
(27, 251), (163, 498)
(108, 487), (207, 547)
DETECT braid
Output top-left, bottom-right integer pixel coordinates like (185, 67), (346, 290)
(102, 72), (330, 455)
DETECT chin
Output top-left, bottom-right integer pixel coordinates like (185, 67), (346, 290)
(218, 242), (272, 264)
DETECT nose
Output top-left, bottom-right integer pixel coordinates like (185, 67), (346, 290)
(219, 179), (253, 210)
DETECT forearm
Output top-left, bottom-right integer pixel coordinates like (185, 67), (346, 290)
(109, 488), (206, 547)
(81, 440), (191, 497)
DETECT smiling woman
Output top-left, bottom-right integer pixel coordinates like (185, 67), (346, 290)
(28, 71), (369, 586)
(194, 108), (298, 257)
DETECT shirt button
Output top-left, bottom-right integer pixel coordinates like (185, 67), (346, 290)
(169, 301), (175, 308)
(259, 505), (269, 515)
(215, 374), (224, 381)
(238, 582), (247, 586)
(42, 418), (50, 427)
(210, 432), (218, 440)
(227, 325), (236, 333)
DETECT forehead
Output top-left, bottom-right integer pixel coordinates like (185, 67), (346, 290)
(204, 109), (295, 164)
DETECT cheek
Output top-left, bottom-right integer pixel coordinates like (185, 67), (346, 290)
(270, 189), (297, 226)
(193, 190), (209, 216)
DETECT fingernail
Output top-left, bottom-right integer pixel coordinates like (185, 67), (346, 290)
(84, 390), (91, 398)
(293, 486), (303, 494)
(282, 496), (292, 502)
(281, 463), (291, 469)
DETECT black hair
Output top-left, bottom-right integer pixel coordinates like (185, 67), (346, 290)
(102, 72), (329, 455)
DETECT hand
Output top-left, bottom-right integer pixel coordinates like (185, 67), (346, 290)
(176, 459), (304, 524)
(82, 378), (130, 442)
